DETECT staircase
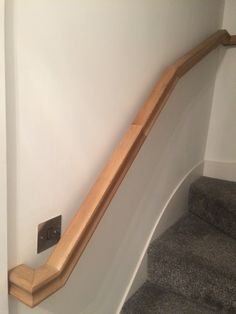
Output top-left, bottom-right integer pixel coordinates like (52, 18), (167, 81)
(122, 176), (236, 313)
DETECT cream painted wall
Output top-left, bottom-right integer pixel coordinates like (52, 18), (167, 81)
(123, 162), (203, 306)
(0, 0), (8, 313)
(204, 160), (236, 182)
(5, 1), (224, 313)
(205, 0), (236, 163)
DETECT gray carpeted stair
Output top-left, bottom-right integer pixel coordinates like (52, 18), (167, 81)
(122, 282), (218, 314)
(122, 176), (236, 313)
(148, 214), (236, 312)
(189, 176), (236, 240)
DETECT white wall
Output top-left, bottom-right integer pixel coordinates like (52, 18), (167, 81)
(0, 0), (8, 313)
(204, 160), (236, 182)
(123, 162), (203, 305)
(205, 0), (236, 166)
(5, 1), (224, 313)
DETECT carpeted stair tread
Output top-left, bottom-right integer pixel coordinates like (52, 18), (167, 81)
(122, 281), (218, 314)
(148, 213), (236, 312)
(189, 176), (236, 239)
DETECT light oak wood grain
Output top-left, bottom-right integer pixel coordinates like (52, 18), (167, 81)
(8, 30), (236, 307)
(228, 35), (236, 45)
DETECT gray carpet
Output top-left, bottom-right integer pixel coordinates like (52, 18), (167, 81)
(122, 282), (218, 314)
(122, 176), (236, 313)
(189, 176), (236, 240)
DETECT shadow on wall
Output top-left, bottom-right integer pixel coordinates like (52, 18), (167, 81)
(9, 47), (219, 314)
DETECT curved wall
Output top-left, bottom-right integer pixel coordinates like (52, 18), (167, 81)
(205, 0), (236, 166)
(5, 1), (224, 313)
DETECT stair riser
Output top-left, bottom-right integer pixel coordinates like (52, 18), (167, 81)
(189, 177), (236, 240)
(148, 245), (236, 312)
(124, 177), (236, 313)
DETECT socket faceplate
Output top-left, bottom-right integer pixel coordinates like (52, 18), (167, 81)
(37, 215), (62, 253)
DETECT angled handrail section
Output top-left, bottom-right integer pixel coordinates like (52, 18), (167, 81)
(9, 30), (236, 307)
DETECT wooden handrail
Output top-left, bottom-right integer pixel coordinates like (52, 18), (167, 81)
(9, 30), (236, 307)
(225, 34), (236, 45)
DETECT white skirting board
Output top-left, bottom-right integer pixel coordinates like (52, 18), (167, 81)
(204, 160), (236, 182)
(116, 161), (204, 312)
(123, 160), (236, 311)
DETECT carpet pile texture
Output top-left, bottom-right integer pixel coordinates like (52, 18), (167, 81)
(122, 177), (236, 313)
